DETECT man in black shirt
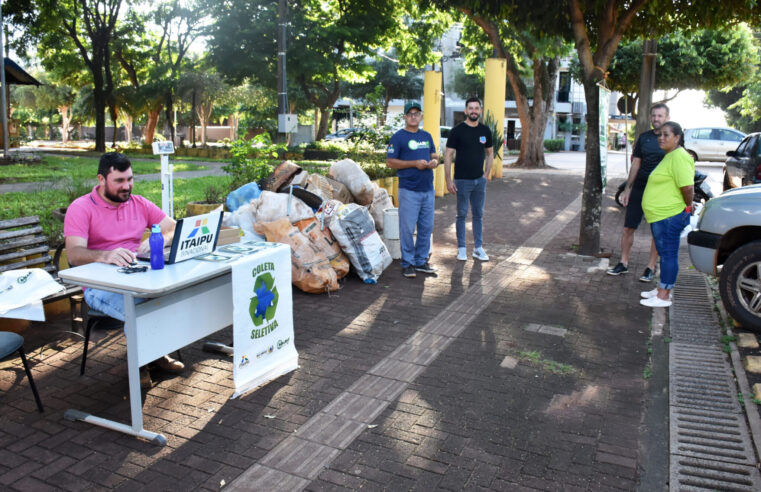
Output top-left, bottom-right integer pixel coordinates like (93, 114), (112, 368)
(607, 103), (670, 281)
(444, 97), (494, 261)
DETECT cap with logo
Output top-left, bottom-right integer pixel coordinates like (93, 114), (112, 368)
(404, 101), (422, 114)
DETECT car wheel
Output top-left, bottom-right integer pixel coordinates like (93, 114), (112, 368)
(723, 172), (731, 191)
(687, 150), (698, 162)
(719, 240), (761, 332)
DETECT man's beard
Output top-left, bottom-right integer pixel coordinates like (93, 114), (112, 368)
(467, 113), (480, 122)
(104, 188), (131, 203)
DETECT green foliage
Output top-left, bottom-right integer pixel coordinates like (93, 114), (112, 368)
(341, 54), (424, 125)
(606, 25), (759, 96)
(222, 134), (285, 189)
(0, 176), (232, 241)
(207, 0), (451, 137)
(518, 350), (576, 375)
(482, 112), (504, 160)
(544, 139), (564, 152)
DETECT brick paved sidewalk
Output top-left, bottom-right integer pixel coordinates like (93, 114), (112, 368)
(1, 170), (658, 490)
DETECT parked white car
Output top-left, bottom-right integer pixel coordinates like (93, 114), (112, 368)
(684, 127), (746, 162)
(687, 184), (761, 331)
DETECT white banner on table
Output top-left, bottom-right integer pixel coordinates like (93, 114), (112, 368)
(231, 242), (298, 398)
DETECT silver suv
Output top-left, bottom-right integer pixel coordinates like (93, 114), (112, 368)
(687, 185), (761, 331)
(684, 127), (745, 162)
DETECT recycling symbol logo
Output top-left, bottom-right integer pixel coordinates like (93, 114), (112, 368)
(249, 272), (278, 327)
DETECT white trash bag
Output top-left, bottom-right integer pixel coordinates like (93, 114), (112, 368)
(329, 159), (374, 205)
(250, 190), (315, 224)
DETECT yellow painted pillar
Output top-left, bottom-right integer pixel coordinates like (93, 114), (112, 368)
(424, 70), (445, 196)
(484, 58), (507, 179)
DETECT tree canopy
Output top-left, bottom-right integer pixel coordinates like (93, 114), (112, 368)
(605, 25), (758, 112)
(207, 0), (450, 139)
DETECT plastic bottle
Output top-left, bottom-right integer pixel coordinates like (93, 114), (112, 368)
(149, 224), (164, 270)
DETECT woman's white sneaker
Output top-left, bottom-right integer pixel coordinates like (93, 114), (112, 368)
(640, 288), (659, 299)
(640, 296), (672, 307)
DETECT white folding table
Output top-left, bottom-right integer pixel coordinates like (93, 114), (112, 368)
(58, 259), (234, 446)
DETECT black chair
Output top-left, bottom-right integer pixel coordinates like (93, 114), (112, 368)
(80, 306), (111, 375)
(0, 331), (44, 412)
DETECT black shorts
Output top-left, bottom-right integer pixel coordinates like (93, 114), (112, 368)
(624, 186), (646, 229)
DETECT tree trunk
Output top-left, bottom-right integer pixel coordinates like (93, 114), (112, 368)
(109, 103), (118, 148)
(93, 76), (107, 153)
(165, 92), (175, 145)
(124, 114), (133, 144)
(512, 57), (559, 168)
(635, 39), (657, 138)
(578, 78), (603, 256)
(59, 105), (72, 144)
(315, 107), (331, 140)
(144, 108), (161, 145)
(229, 114), (237, 140)
(197, 103), (212, 146)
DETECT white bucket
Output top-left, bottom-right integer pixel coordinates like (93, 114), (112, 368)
(383, 208), (399, 240)
(385, 238), (401, 259)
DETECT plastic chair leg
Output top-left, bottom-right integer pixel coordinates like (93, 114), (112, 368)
(18, 348), (43, 413)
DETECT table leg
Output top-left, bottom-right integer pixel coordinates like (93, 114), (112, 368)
(64, 293), (167, 446)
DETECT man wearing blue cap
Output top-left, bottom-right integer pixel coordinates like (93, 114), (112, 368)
(386, 101), (439, 278)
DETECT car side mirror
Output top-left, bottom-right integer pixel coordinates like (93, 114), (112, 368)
(726, 150), (738, 158)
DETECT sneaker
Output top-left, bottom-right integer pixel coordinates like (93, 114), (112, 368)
(140, 367), (153, 389)
(402, 266), (417, 278)
(472, 248), (489, 262)
(639, 267), (654, 282)
(152, 355), (184, 374)
(641, 288), (672, 300)
(640, 296), (672, 308)
(457, 247), (467, 261)
(640, 288), (659, 299)
(414, 262), (437, 274)
(606, 262), (628, 276)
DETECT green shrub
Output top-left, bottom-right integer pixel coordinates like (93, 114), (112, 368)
(544, 139), (565, 152)
(223, 134), (285, 189)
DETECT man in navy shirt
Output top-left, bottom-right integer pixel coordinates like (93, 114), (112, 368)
(607, 103), (670, 281)
(386, 101), (439, 278)
(444, 97), (494, 262)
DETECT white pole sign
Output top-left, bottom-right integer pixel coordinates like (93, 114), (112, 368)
(231, 242), (298, 398)
(152, 141), (175, 217)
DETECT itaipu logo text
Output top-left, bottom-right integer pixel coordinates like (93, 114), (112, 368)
(249, 264), (279, 339)
(181, 218), (214, 249)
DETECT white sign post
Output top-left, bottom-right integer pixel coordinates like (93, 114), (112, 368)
(231, 243), (298, 398)
(152, 141), (175, 217)
(598, 84), (610, 190)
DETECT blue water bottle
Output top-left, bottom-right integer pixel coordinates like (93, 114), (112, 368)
(149, 224), (164, 270)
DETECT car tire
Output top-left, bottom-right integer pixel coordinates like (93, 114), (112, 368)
(719, 240), (761, 332)
(723, 172), (731, 191)
(687, 150), (698, 162)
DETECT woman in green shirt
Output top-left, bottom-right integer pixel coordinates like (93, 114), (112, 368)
(640, 122), (694, 307)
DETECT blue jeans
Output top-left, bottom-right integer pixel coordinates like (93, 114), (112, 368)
(455, 177), (487, 249)
(84, 288), (145, 322)
(398, 187), (435, 268)
(650, 211), (689, 290)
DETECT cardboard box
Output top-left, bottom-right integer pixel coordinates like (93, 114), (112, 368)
(217, 226), (242, 246)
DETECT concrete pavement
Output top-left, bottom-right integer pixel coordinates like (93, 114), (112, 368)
(0, 162), (755, 490)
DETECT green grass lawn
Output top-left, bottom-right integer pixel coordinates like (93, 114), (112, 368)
(0, 175), (231, 243)
(0, 155), (207, 183)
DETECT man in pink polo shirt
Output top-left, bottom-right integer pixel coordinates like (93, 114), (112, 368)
(64, 152), (181, 388)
